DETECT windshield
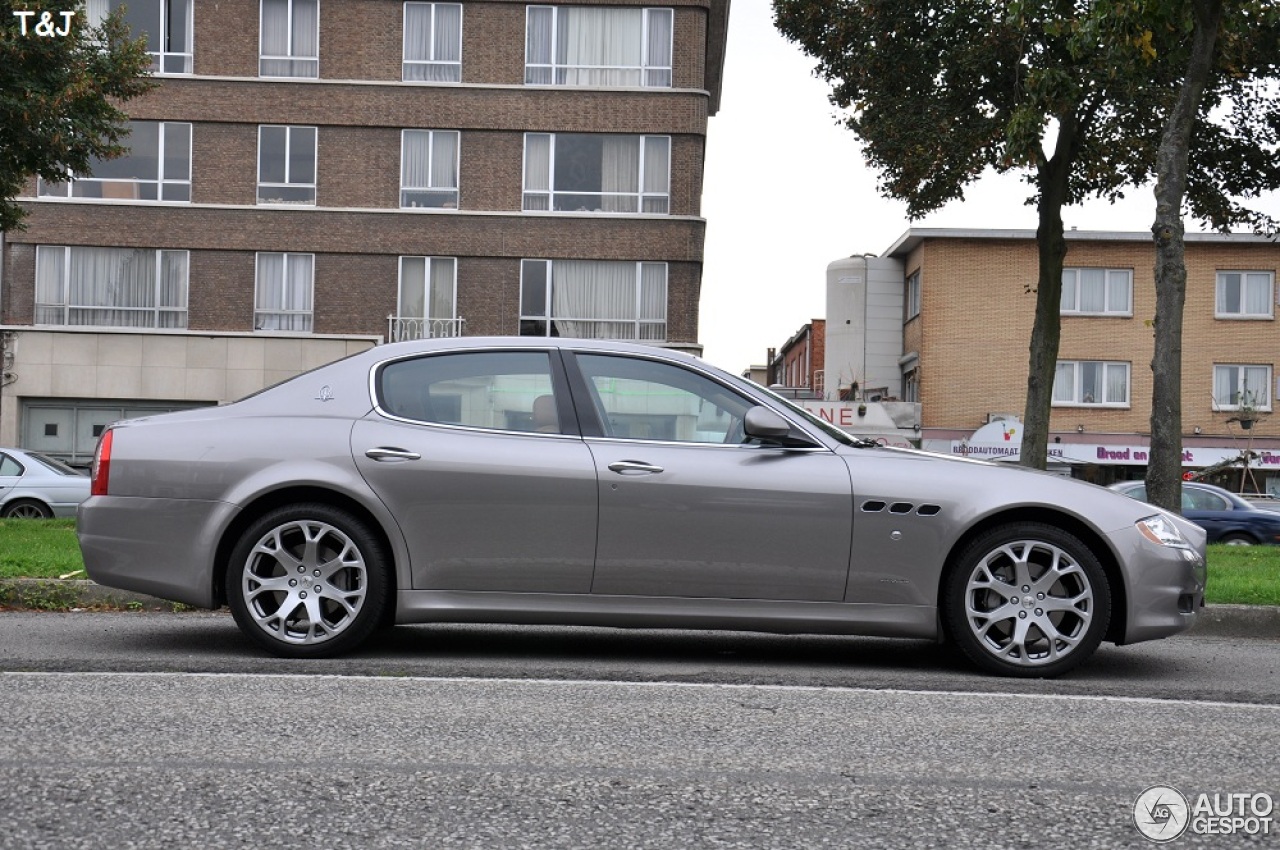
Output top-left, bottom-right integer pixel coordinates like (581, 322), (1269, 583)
(27, 452), (87, 476)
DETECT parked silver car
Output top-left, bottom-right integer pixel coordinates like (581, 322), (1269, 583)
(78, 338), (1207, 677)
(0, 448), (90, 518)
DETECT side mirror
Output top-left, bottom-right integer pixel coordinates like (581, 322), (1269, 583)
(743, 406), (793, 441)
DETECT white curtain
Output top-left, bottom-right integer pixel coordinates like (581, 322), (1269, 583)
(641, 136), (669, 212)
(1106, 363), (1128, 404)
(1107, 270), (1130, 313)
(430, 257), (456, 320)
(404, 3), (462, 82)
(431, 131), (458, 189)
(601, 136), (639, 211)
(1246, 273), (1272, 315)
(256, 253), (313, 331)
(399, 256), (426, 318)
(523, 134), (551, 209)
(1078, 269), (1105, 312)
(638, 262), (666, 339)
(561, 8), (643, 86)
(1052, 362), (1074, 403)
(158, 250), (188, 327)
(525, 6), (554, 83)
(401, 131), (429, 189)
(35, 247), (67, 324)
(70, 248), (155, 327)
(644, 9), (673, 86)
(261, 0), (317, 76)
(552, 261), (637, 338)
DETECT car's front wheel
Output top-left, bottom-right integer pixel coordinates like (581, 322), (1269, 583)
(226, 504), (390, 658)
(943, 523), (1111, 678)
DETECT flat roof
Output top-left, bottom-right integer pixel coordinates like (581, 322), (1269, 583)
(882, 227), (1280, 258)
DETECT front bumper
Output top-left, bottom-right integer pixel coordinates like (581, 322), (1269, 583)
(1112, 523), (1207, 645)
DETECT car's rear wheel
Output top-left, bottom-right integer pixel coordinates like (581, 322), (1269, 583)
(943, 523), (1110, 678)
(1220, 533), (1255, 546)
(2, 499), (53, 519)
(226, 504), (390, 658)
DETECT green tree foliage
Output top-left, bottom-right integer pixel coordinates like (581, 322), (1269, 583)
(773, 1), (1280, 473)
(0, 1), (154, 231)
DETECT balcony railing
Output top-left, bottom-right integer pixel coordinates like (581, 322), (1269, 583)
(388, 316), (466, 342)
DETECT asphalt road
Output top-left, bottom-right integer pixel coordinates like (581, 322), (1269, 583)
(2, 612), (1279, 849)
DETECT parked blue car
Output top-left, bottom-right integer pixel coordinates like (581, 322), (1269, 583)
(1109, 480), (1280, 545)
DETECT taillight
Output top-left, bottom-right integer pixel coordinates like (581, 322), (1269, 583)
(91, 429), (113, 496)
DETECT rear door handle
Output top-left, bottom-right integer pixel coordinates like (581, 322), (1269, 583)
(365, 447), (422, 462)
(607, 460), (664, 475)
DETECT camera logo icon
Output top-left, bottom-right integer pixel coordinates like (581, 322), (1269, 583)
(1134, 785), (1190, 843)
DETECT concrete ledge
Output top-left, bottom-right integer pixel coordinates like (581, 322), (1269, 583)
(0, 579), (192, 611)
(1187, 604), (1280, 640)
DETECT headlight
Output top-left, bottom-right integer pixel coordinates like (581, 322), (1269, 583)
(1136, 514), (1191, 549)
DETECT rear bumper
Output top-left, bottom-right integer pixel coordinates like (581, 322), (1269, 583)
(77, 496), (237, 609)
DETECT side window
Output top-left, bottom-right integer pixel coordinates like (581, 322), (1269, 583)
(576, 354), (754, 444)
(377, 351), (564, 434)
(0, 454), (24, 477)
(1185, 489), (1228, 511)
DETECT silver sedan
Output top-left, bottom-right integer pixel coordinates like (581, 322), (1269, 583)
(78, 338), (1207, 677)
(0, 448), (90, 518)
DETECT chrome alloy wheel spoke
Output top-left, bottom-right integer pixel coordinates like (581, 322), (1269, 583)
(964, 540), (1094, 667)
(242, 520), (368, 645)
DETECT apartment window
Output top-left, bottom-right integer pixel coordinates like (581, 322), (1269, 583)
(400, 130), (459, 208)
(905, 270), (921, 320)
(403, 3), (462, 82)
(1052, 360), (1129, 407)
(1216, 271), (1274, 319)
(393, 256), (459, 340)
(260, 0), (319, 77)
(525, 6), (673, 87)
(523, 134), (670, 214)
(1061, 268), (1132, 315)
(1213, 364), (1272, 411)
(88, 0), (193, 73)
(255, 253), (314, 332)
(38, 121), (191, 202)
(35, 246), (188, 328)
(520, 260), (666, 340)
(258, 126), (316, 205)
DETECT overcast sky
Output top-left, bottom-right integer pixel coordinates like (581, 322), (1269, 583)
(697, 0), (1280, 374)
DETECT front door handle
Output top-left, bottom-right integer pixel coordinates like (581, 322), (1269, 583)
(607, 460), (664, 475)
(365, 447), (422, 462)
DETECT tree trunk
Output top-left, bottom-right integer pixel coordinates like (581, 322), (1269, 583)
(1147, 0), (1223, 513)
(1020, 117), (1078, 470)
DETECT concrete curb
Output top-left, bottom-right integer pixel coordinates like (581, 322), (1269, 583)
(2, 579), (1278, 639)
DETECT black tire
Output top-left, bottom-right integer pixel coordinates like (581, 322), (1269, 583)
(225, 503), (391, 658)
(1220, 533), (1255, 546)
(2, 499), (53, 519)
(942, 522), (1111, 678)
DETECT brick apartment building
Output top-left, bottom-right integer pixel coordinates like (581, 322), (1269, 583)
(778, 229), (1280, 490)
(0, 0), (730, 462)
(766, 319), (824, 396)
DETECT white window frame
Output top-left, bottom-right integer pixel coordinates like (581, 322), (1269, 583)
(254, 252), (315, 332)
(400, 130), (460, 209)
(1060, 267), (1133, 316)
(34, 246), (189, 329)
(257, 125), (317, 205)
(1213, 364), (1273, 412)
(259, 0), (319, 78)
(519, 259), (667, 341)
(905, 270), (921, 320)
(522, 133), (670, 214)
(88, 0), (194, 74)
(1215, 271), (1274, 320)
(1052, 360), (1130, 408)
(38, 121), (192, 203)
(524, 5), (673, 88)
(402, 2), (462, 82)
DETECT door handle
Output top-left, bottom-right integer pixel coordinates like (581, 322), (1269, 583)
(607, 460), (664, 475)
(365, 447), (422, 462)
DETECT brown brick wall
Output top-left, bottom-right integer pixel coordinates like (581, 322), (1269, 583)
(185, 0), (712, 88)
(916, 236), (1280, 438)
